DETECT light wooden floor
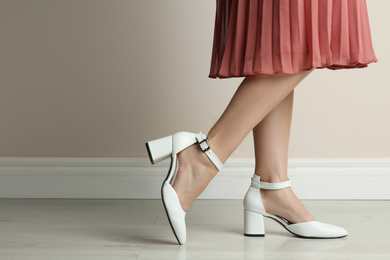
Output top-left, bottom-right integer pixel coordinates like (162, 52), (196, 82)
(0, 199), (389, 259)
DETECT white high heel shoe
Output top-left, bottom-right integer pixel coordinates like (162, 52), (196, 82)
(145, 131), (224, 245)
(243, 173), (348, 238)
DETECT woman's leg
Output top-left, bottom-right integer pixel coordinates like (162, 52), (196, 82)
(253, 89), (315, 223)
(173, 69), (315, 211)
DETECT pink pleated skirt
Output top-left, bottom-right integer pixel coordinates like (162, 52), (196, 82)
(209, 0), (379, 79)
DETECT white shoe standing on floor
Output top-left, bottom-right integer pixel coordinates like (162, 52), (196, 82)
(145, 131), (224, 245)
(243, 173), (348, 238)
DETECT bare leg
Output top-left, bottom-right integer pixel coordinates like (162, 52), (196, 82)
(173, 69), (315, 211)
(253, 90), (315, 223)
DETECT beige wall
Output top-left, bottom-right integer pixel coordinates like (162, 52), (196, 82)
(0, 0), (388, 158)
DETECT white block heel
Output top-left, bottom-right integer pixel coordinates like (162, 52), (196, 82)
(243, 173), (348, 239)
(145, 131), (224, 245)
(145, 135), (172, 164)
(244, 210), (265, 237)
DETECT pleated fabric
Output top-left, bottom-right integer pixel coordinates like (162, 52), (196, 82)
(209, 0), (378, 79)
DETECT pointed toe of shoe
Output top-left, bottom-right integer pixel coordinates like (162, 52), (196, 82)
(176, 230), (186, 245)
(288, 221), (348, 238)
(161, 182), (187, 244)
(330, 224), (348, 238)
(171, 214), (187, 245)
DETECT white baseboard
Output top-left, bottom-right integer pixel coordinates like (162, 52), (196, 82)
(0, 157), (389, 199)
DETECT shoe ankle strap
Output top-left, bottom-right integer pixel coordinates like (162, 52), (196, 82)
(251, 174), (291, 190)
(195, 132), (224, 171)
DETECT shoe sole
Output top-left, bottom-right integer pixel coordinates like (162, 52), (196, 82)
(145, 142), (155, 164)
(244, 233), (265, 237)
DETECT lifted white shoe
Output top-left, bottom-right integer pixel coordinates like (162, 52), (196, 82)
(146, 131), (224, 245)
